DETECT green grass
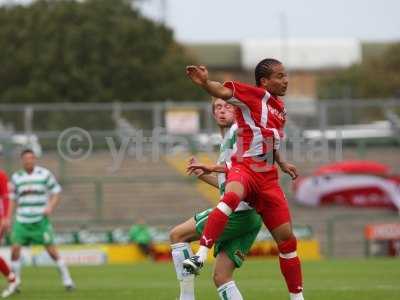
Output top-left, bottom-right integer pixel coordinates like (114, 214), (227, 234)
(6, 258), (400, 299)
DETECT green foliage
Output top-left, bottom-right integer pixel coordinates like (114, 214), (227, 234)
(0, 0), (204, 103)
(318, 43), (400, 99)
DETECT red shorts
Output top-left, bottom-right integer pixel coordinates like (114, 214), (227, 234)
(227, 159), (291, 231)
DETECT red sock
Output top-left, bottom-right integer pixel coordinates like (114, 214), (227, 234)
(200, 208), (229, 248)
(278, 238), (303, 294)
(0, 257), (10, 278)
(200, 192), (241, 248)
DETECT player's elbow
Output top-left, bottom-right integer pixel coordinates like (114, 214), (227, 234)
(220, 90), (233, 100)
(209, 87), (232, 100)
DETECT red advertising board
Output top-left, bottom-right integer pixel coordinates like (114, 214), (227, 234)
(365, 223), (400, 240)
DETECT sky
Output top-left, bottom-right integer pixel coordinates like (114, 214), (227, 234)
(138, 0), (400, 42)
(2, 0), (400, 43)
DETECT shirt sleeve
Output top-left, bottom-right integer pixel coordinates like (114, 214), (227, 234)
(46, 171), (62, 194)
(0, 173), (7, 199)
(0, 173), (9, 217)
(223, 81), (270, 107)
(271, 128), (281, 150)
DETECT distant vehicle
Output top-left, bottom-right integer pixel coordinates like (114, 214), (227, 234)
(294, 161), (400, 211)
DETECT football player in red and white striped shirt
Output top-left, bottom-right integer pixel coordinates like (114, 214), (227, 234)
(183, 59), (304, 300)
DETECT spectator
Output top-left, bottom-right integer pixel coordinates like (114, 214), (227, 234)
(129, 219), (154, 258)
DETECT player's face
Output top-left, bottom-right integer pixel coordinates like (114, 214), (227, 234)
(213, 99), (235, 127)
(21, 153), (36, 172)
(261, 64), (289, 96)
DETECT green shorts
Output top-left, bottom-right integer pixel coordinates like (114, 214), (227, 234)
(11, 218), (55, 246)
(195, 208), (262, 268)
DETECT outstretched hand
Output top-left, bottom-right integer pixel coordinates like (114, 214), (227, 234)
(186, 156), (214, 176)
(279, 162), (299, 180)
(186, 65), (209, 86)
(187, 157), (204, 176)
(187, 163), (214, 176)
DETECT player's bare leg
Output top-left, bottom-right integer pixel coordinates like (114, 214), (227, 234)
(170, 217), (199, 300)
(184, 182), (245, 274)
(0, 256), (18, 298)
(0, 256), (15, 283)
(170, 218), (199, 244)
(2, 245), (23, 298)
(10, 245), (22, 286)
(45, 245), (75, 291)
(213, 252), (243, 300)
(271, 223), (304, 300)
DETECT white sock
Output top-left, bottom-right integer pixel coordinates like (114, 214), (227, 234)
(290, 292), (305, 300)
(217, 281), (243, 300)
(56, 259), (73, 286)
(171, 243), (195, 300)
(180, 279), (195, 300)
(11, 260), (21, 283)
(195, 245), (209, 263)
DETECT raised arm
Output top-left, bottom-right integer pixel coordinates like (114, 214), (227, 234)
(186, 65), (233, 100)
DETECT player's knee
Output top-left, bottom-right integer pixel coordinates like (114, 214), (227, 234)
(11, 247), (21, 261)
(169, 226), (184, 243)
(213, 270), (232, 287)
(275, 230), (293, 244)
(277, 236), (297, 254)
(46, 247), (59, 261)
(225, 181), (245, 198)
(219, 192), (242, 214)
(272, 222), (293, 244)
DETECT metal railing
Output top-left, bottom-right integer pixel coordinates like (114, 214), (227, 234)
(325, 213), (400, 258)
(1, 99), (400, 134)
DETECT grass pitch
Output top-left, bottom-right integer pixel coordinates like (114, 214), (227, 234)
(5, 258), (400, 299)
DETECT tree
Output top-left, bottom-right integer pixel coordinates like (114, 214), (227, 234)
(317, 43), (400, 99)
(0, 0), (205, 103)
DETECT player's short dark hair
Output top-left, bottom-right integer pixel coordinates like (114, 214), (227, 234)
(20, 148), (35, 157)
(255, 58), (282, 86)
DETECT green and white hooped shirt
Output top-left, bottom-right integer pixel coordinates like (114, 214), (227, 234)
(217, 123), (252, 212)
(11, 166), (61, 224)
